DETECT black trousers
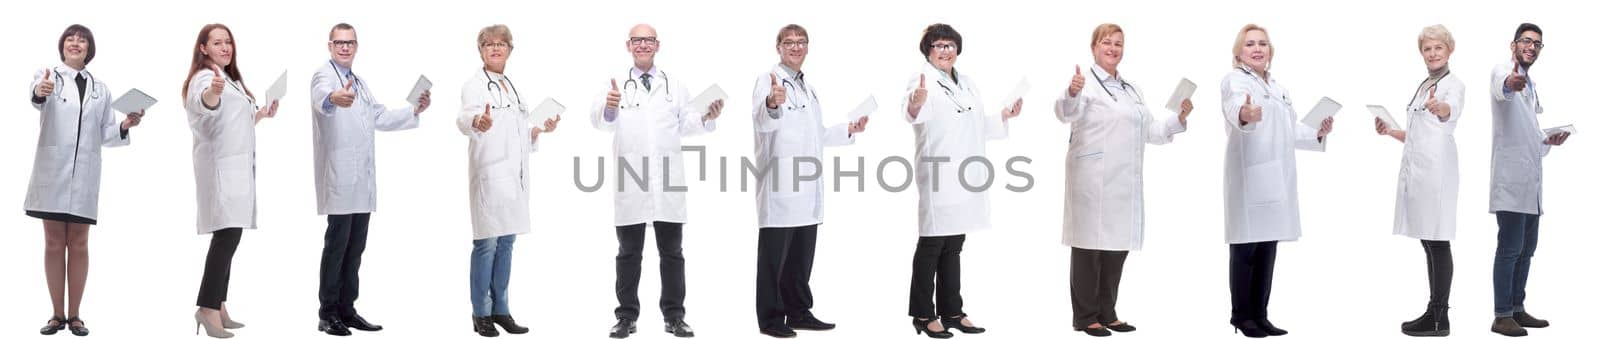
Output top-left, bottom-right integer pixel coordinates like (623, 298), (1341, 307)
(755, 225), (819, 329)
(319, 213), (371, 319)
(197, 228), (243, 310)
(908, 234), (965, 319)
(1228, 241), (1277, 323)
(1419, 240), (1453, 308)
(615, 221), (686, 321)
(1070, 247), (1129, 329)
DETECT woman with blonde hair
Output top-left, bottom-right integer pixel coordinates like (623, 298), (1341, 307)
(1373, 24), (1464, 337)
(1218, 24), (1332, 338)
(1054, 23), (1191, 337)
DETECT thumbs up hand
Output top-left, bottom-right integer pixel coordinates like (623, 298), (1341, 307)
(605, 79), (622, 109)
(1505, 60), (1528, 92)
(35, 69), (55, 98)
(910, 74), (928, 108)
(766, 72), (786, 109)
(1068, 65), (1085, 97)
(1238, 93), (1263, 125)
(330, 76), (356, 108)
(473, 104), (494, 132)
(1424, 86), (1450, 121)
(207, 64), (226, 98)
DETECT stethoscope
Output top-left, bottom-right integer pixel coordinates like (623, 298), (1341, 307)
(483, 69), (523, 110)
(1236, 66), (1288, 103)
(934, 73), (974, 114)
(1091, 68), (1143, 103)
(779, 76), (818, 111)
(47, 69), (100, 103)
(330, 60), (373, 104)
(620, 69), (671, 109)
(1406, 70), (1450, 112)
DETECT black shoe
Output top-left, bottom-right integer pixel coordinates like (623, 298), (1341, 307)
(40, 316), (67, 335)
(473, 316), (501, 337)
(1401, 305), (1450, 337)
(65, 317), (89, 337)
(786, 315), (836, 331)
(609, 319), (636, 339)
(1076, 326), (1112, 337)
(1257, 318), (1287, 336)
(1231, 319), (1269, 338)
(760, 324), (797, 338)
(319, 318), (352, 336)
(941, 315), (986, 334)
(912, 318), (954, 338)
(1511, 312), (1548, 328)
(342, 314), (384, 332)
(665, 318), (695, 338)
(1491, 317), (1527, 337)
(490, 315), (529, 334)
(1107, 322), (1137, 333)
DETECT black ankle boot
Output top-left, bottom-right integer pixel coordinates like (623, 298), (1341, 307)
(1401, 305), (1450, 337)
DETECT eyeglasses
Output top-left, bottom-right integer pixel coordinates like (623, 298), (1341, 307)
(780, 40), (809, 49)
(930, 43), (958, 52)
(481, 41), (511, 50)
(1515, 38), (1544, 49)
(628, 37), (659, 46)
(330, 40), (358, 48)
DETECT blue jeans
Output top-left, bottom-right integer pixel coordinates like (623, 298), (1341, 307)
(471, 235), (516, 317)
(1492, 211), (1539, 317)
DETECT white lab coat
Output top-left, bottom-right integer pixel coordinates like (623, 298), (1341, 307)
(1391, 73), (1464, 241)
(309, 61), (420, 216)
(458, 69), (539, 240)
(1219, 68), (1325, 244)
(902, 63), (1009, 237)
(25, 65), (130, 222)
(1488, 62), (1549, 215)
(186, 70), (260, 234)
(749, 64), (856, 228)
(590, 67), (715, 227)
(1054, 65), (1185, 251)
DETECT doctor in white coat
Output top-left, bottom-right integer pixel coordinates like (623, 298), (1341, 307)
(1485, 23), (1565, 337)
(1218, 24), (1332, 338)
(1054, 23), (1190, 337)
(592, 24), (722, 339)
(26, 24), (142, 337)
(307, 23), (430, 336)
(748, 24), (867, 338)
(1372, 25), (1464, 337)
(457, 24), (556, 338)
(901, 23), (1020, 338)
(184, 23), (279, 338)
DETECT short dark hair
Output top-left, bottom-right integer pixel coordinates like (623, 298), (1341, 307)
(919, 23), (962, 57)
(329, 23), (356, 40)
(59, 24), (96, 65)
(1513, 23), (1542, 41)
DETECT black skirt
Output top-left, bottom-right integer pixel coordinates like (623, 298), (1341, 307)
(26, 210), (97, 225)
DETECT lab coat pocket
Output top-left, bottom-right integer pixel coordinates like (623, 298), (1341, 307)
(332, 156), (360, 187)
(1068, 151), (1105, 198)
(30, 146), (66, 182)
(477, 174), (522, 209)
(1243, 160), (1286, 206)
(216, 154), (253, 204)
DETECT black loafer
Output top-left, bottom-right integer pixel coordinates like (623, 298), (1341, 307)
(319, 318), (352, 336)
(665, 318), (695, 338)
(1511, 312), (1548, 328)
(787, 316), (836, 331)
(760, 325), (797, 338)
(1107, 322), (1137, 332)
(609, 319), (636, 338)
(342, 314), (384, 332)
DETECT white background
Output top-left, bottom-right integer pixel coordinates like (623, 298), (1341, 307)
(1, 0), (1594, 338)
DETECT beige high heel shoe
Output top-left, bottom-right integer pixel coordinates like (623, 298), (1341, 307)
(194, 308), (235, 338)
(219, 304), (245, 329)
